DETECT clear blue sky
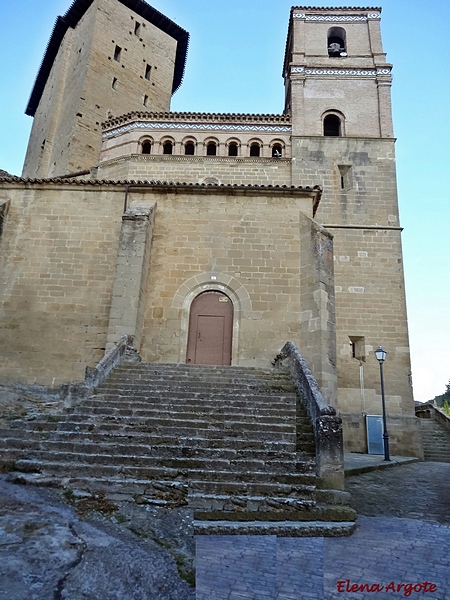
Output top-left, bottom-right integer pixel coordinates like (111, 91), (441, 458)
(0, 0), (448, 402)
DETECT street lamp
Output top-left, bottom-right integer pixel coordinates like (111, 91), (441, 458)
(375, 346), (390, 461)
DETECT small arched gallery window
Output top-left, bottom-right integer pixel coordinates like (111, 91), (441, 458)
(141, 140), (151, 155)
(323, 114), (342, 137)
(206, 142), (217, 156)
(228, 142), (238, 157)
(185, 141), (195, 155)
(328, 27), (347, 57)
(272, 144), (283, 158)
(163, 140), (173, 155)
(250, 143), (261, 157)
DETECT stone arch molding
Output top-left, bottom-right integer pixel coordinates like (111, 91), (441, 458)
(173, 272), (252, 364)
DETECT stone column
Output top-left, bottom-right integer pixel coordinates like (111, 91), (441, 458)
(105, 204), (155, 351)
(299, 214), (338, 406)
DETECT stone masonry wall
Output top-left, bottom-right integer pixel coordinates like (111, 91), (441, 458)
(0, 182), (124, 384)
(138, 188), (316, 366)
(97, 155), (292, 186)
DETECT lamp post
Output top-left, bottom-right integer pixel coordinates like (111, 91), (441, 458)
(375, 346), (390, 461)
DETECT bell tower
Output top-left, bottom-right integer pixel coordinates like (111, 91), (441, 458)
(284, 6), (393, 138)
(283, 7), (418, 455)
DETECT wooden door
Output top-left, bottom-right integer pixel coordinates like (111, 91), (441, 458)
(186, 291), (233, 365)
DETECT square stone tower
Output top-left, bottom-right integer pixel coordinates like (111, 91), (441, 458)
(22, 0), (188, 178)
(284, 7), (416, 452)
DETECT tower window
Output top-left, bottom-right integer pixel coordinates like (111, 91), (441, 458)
(328, 27), (347, 57)
(338, 165), (352, 190)
(145, 64), (151, 81)
(272, 144), (282, 158)
(112, 77), (118, 90)
(114, 45), (122, 62)
(134, 22), (141, 36)
(143, 95), (149, 107)
(207, 142), (217, 156)
(142, 141), (151, 154)
(185, 142), (195, 155)
(250, 143), (260, 157)
(163, 141), (173, 155)
(350, 336), (365, 362)
(324, 114), (341, 137)
(228, 142), (238, 157)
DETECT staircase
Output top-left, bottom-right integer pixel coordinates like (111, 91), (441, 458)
(0, 363), (356, 536)
(421, 418), (450, 463)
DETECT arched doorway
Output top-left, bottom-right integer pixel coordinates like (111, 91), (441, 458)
(186, 291), (233, 365)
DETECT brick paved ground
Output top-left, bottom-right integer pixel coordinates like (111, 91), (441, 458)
(196, 462), (450, 600)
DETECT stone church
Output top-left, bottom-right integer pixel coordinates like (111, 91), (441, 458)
(0, 0), (421, 456)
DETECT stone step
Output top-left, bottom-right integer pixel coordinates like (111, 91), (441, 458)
(80, 399), (298, 415)
(193, 520), (357, 537)
(0, 429), (297, 451)
(94, 388), (296, 400)
(192, 502), (357, 524)
(188, 493), (316, 512)
(188, 479), (316, 498)
(65, 408), (297, 425)
(2, 419), (297, 441)
(0, 438), (300, 461)
(6, 472), (189, 503)
(7, 450), (312, 476)
(420, 419), (450, 462)
(111, 364), (282, 376)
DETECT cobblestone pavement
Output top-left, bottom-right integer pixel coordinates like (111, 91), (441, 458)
(196, 462), (450, 600)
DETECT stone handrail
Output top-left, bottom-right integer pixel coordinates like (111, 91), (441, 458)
(85, 335), (135, 387)
(273, 341), (344, 490)
(61, 335), (139, 406)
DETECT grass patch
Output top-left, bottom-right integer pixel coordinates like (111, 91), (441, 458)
(128, 526), (148, 539)
(0, 461), (16, 473)
(115, 513), (127, 524)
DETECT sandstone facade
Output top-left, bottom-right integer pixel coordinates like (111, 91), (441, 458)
(0, 3), (419, 456)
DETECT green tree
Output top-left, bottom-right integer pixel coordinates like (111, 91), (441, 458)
(432, 379), (450, 408)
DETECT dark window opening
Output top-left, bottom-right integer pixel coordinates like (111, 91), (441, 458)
(143, 95), (149, 107)
(338, 165), (352, 190)
(324, 114), (341, 137)
(328, 27), (347, 57)
(145, 64), (151, 81)
(350, 336), (365, 362)
(142, 141), (151, 154)
(0, 202), (9, 238)
(228, 143), (238, 157)
(207, 142), (217, 156)
(134, 22), (141, 36)
(272, 144), (282, 158)
(112, 77), (118, 90)
(163, 141), (173, 155)
(250, 143), (260, 157)
(185, 142), (195, 155)
(114, 45), (122, 62)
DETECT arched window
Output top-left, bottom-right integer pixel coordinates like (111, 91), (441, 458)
(323, 114), (342, 137)
(185, 141), (195, 155)
(272, 144), (283, 158)
(141, 141), (151, 155)
(250, 143), (260, 157)
(328, 27), (347, 57)
(163, 141), (173, 155)
(206, 142), (217, 156)
(228, 142), (238, 157)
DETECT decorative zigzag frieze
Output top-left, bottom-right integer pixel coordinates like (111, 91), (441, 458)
(291, 67), (391, 77)
(293, 13), (380, 21)
(103, 121), (292, 139)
